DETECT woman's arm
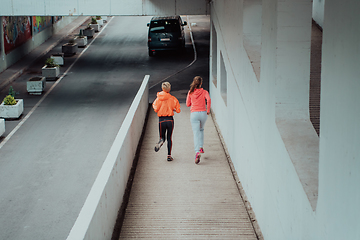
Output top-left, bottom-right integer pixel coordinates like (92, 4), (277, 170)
(186, 91), (191, 107)
(174, 97), (181, 113)
(205, 91), (211, 114)
(152, 98), (160, 113)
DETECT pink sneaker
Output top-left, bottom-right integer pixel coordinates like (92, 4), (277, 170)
(199, 147), (204, 154)
(195, 152), (201, 164)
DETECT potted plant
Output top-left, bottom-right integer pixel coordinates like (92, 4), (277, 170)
(83, 25), (95, 39)
(42, 58), (60, 80)
(90, 17), (100, 32)
(27, 76), (46, 95)
(0, 86), (24, 119)
(50, 53), (64, 66)
(62, 38), (78, 56)
(0, 118), (4, 137)
(96, 16), (103, 27)
(74, 30), (88, 47)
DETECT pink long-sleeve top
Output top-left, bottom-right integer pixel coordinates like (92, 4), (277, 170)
(186, 88), (211, 114)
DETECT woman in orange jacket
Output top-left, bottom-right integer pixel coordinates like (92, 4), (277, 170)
(152, 82), (181, 161)
(186, 76), (211, 164)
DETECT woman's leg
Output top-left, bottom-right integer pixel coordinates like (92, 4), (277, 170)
(155, 117), (170, 152)
(190, 112), (201, 153)
(199, 112), (208, 149)
(159, 120), (166, 141)
(165, 120), (174, 156)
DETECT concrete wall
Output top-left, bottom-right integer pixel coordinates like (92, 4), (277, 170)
(66, 76), (149, 240)
(0, 16), (78, 74)
(210, 0), (359, 239)
(1, 0), (209, 16)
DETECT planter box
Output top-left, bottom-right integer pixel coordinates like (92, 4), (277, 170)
(27, 76), (46, 95)
(0, 119), (4, 137)
(96, 19), (103, 27)
(42, 65), (60, 80)
(62, 43), (78, 56)
(90, 24), (100, 32)
(0, 99), (24, 119)
(51, 53), (64, 66)
(75, 36), (88, 47)
(83, 28), (95, 38)
(102, 16), (108, 23)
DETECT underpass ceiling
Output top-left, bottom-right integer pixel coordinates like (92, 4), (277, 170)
(1, 0), (210, 16)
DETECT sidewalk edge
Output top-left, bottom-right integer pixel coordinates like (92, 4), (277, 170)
(0, 16), (90, 91)
(210, 110), (264, 240)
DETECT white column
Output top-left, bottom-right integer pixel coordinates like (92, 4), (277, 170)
(275, 0), (312, 118)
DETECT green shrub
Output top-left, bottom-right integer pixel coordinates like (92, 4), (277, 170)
(91, 17), (97, 24)
(3, 95), (17, 105)
(96, 16), (101, 20)
(85, 24), (93, 30)
(45, 58), (59, 68)
(8, 86), (15, 97)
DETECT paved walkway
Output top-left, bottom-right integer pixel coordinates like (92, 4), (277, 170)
(0, 16), (89, 91)
(119, 103), (259, 239)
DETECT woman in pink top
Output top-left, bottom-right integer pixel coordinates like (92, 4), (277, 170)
(186, 76), (211, 164)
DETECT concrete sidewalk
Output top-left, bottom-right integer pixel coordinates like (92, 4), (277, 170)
(0, 16), (90, 140)
(118, 103), (260, 239)
(0, 16), (89, 91)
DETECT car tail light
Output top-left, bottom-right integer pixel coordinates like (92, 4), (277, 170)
(148, 37), (151, 42)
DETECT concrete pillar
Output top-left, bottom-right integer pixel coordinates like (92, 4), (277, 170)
(312, 0), (325, 28)
(275, 0), (312, 118)
(317, 0), (360, 239)
(243, 0), (262, 81)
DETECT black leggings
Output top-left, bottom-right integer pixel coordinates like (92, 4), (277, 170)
(159, 116), (174, 155)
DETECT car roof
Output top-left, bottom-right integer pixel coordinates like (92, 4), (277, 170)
(151, 16), (180, 21)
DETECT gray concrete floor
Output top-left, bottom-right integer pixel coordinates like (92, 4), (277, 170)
(118, 104), (259, 239)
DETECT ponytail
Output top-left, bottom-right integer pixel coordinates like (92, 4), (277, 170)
(189, 76), (203, 94)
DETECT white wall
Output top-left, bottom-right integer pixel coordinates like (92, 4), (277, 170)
(67, 76), (149, 240)
(0, 0), (209, 16)
(317, 0), (360, 239)
(210, 0), (360, 239)
(0, 16), (78, 74)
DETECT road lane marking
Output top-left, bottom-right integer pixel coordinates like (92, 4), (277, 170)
(0, 17), (114, 151)
(149, 15), (197, 89)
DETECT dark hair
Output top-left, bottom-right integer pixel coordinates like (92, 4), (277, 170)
(189, 76), (203, 94)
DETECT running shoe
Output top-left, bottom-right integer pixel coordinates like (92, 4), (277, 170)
(195, 152), (201, 164)
(167, 155), (173, 161)
(154, 139), (164, 152)
(199, 147), (204, 154)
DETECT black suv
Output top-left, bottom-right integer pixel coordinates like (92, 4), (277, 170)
(147, 16), (187, 56)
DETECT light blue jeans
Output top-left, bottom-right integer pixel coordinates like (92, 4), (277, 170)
(190, 111), (208, 153)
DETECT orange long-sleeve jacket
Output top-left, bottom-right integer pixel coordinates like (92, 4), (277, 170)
(152, 91), (181, 117)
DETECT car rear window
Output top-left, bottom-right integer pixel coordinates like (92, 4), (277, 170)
(150, 20), (179, 33)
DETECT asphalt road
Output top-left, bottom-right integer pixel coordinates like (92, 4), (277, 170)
(0, 15), (209, 239)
